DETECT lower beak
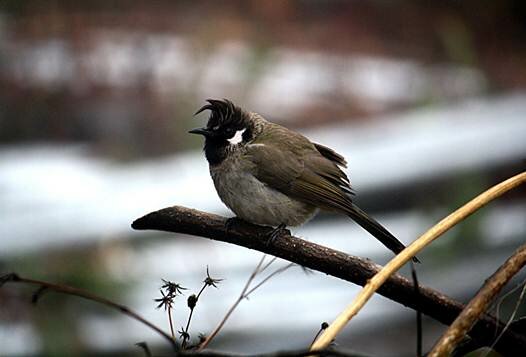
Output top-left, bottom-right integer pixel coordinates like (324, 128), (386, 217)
(188, 127), (211, 136)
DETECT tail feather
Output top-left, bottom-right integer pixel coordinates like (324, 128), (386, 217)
(346, 203), (420, 263)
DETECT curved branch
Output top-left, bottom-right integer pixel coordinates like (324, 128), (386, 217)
(0, 273), (177, 350)
(132, 205), (526, 355)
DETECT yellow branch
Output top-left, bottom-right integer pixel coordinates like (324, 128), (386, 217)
(310, 171), (526, 350)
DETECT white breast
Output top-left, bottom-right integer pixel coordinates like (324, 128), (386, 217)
(210, 157), (317, 227)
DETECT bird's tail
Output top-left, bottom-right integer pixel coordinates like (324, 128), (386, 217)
(346, 202), (419, 263)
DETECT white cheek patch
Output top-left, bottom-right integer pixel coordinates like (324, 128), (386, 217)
(228, 128), (246, 145)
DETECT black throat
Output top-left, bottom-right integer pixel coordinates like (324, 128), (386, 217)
(204, 138), (229, 166)
(203, 124), (253, 166)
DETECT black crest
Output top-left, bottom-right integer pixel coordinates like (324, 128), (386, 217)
(195, 99), (248, 130)
(194, 99), (253, 165)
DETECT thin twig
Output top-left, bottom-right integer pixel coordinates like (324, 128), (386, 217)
(181, 306), (195, 348)
(241, 255), (268, 298)
(168, 307), (176, 341)
(311, 171), (526, 351)
(259, 256), (279, 274)
(0, 273), (177, 350)
(245, 263), (294, 297)
(198, 255), (267, 350)
(182, 284), (208, 349)
(492, 276), (526, 330)
(135, 342), (153, 357)
(410, 261), (422, 357)
(485, 280), (526, 356)
(310, 322), (329, 347)
(199, 255), (293, 350)
(483, 281), (526, 357)
(430, 241), (526, 356)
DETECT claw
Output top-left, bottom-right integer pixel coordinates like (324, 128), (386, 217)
(225, 217), (244, 234)
(266, 223), (288, 245)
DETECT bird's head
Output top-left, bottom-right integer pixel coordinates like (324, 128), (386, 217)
(190, 99), (254, 164)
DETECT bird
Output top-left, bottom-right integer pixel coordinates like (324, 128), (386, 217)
(190, 99), (416, 261)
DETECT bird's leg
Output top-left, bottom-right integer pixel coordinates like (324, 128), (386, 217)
(266, 223), (288, 245)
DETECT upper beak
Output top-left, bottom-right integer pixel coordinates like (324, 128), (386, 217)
(188, 127), (212, 137)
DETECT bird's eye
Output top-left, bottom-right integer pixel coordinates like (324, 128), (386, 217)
(225, 127), (233, 133)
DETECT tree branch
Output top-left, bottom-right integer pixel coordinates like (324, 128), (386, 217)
(132, 206), (526, 355)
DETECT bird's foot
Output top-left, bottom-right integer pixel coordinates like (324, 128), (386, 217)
(225, 217), (244, 234)
(266, 223), (288, 245)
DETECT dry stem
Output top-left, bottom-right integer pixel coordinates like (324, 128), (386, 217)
(0, 273), (177, 350)
(310, 171), (526, 350)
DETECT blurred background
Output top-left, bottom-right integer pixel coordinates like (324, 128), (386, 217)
(1, 1), (526, 356)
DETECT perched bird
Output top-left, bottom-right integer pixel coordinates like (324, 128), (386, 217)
(190, 99), (415, 261)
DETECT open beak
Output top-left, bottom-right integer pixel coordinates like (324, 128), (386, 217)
(188, 127), (212, 137)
